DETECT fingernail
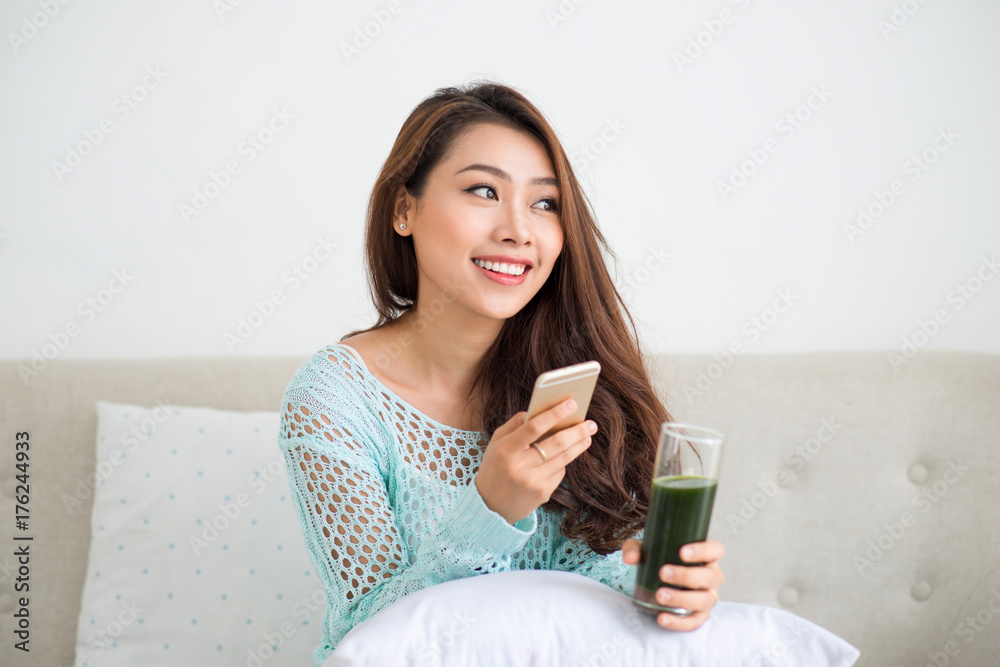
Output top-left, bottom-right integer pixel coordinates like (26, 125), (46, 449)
(587, 421), (598, 434)
(657, 588), (671, 603)
(681, 546), (693, 560)
(564, 399), (576, 413)
(660, 565), (674, 580)
(659, 614), (671, 627)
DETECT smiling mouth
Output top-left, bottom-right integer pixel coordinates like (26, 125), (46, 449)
(472, 258), (530, 276)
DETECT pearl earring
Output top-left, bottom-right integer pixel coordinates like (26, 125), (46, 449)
(399, 223), (406, 229)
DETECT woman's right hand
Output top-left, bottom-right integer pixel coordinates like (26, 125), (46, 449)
(474, 398), (599, 525)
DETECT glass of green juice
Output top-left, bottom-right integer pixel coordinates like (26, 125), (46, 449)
(632, 422), (724, 618)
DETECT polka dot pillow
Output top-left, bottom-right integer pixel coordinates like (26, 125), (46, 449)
(73, 401), (323, 666)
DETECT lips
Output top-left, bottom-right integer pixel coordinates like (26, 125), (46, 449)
(472, 255), (533, 269)
(472, 258), (529, 276)
(472, 258), (530, 285)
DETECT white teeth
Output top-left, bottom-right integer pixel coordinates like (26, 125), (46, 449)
(474, 259), (526, 276)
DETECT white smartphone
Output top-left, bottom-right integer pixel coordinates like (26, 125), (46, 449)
(525, 360), (602, 442)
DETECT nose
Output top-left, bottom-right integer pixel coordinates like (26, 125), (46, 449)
(496, 198), (532, 246)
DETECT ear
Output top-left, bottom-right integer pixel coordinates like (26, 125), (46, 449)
(392, 185), (415, 235)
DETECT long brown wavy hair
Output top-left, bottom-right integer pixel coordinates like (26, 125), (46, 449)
(341, 80), (672, 555)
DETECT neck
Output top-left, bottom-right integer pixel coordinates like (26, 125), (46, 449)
(386, 305), (503, 402)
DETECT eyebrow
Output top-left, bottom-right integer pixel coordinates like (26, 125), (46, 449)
(454, 164), (558, 188)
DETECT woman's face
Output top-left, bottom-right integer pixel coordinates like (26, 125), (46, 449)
(395, 122), (564, 324)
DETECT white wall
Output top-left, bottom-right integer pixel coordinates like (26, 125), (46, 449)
(2, 0), (997, 364)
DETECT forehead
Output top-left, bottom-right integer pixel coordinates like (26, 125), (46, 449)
(444, 123), (555, 175)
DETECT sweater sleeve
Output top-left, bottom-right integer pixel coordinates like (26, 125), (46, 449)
(277, 350), (538, 663)
(548, 525), (644, 597)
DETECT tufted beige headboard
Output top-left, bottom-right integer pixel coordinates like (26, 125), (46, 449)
(1, 351), (997, 667)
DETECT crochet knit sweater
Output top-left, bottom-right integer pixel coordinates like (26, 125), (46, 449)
(278, 343), (640, 666)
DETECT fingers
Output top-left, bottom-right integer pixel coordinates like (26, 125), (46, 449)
(652, 573), (720, 632)
(621, 539), (641, 565)
(678, 540), (725, 565)
(658, 559), (724, 591)
(517, 402), (601, 471)
(653, 542), (724, 629)
(540, 427), (594, 477)
(653, 581), (718, 612)
(540, 433), (594, 487)
(619, 541), (723, 632)
(657, 605), (712, 631)
(521, 398), (579, 445)
(497, 411), (527, 435)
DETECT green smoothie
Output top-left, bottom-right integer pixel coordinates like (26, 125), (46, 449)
(635, 475), (718, 597)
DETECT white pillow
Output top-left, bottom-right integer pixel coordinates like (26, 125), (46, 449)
(326, 569), (860, 667)
(73, 401), (323, 666)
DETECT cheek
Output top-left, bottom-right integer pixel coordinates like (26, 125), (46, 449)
(433, 205), (479, 242)
(414, 220), (474, 271)
(548, 226), (565, 262)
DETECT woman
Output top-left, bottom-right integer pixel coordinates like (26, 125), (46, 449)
(278, 81), (725, 665)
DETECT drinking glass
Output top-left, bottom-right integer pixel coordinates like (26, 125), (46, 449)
(632, 422), (725, 617)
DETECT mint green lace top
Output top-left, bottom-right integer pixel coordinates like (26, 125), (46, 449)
(278, 343), (640, 666)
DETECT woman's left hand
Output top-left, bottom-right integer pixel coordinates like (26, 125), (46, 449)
(621, 538), (725, 631)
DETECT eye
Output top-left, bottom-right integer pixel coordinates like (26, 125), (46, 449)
(466, 183), (559, 212)
(467, 184), (498, 200)
(534, 198), (559, 213)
